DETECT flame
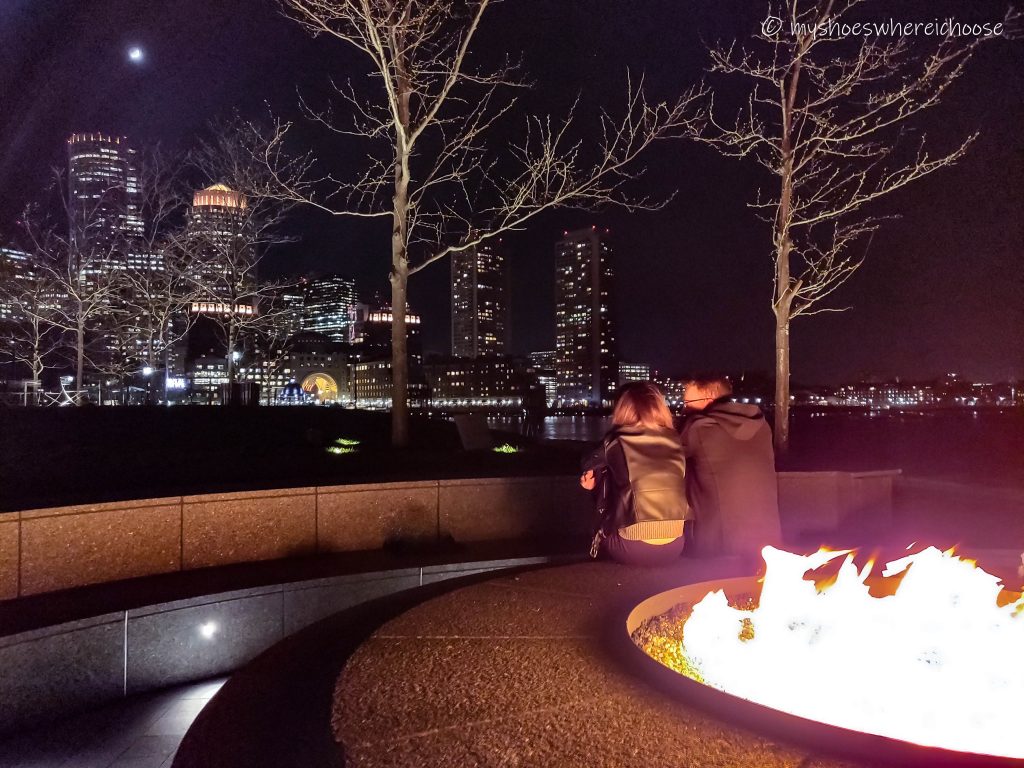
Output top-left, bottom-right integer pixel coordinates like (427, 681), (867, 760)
(680, 546), (1024, 759)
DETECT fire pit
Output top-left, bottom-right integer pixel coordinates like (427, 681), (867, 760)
(628, 546), (1024, 766)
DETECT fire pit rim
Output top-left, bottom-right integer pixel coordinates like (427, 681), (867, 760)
(625, 575), (1024, 768)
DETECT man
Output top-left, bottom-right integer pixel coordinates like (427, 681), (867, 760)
(680, 376), (782, 558)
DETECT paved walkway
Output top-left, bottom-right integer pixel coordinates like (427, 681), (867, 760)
(331, 560), (861, 768)
(0, 678), (225, 768)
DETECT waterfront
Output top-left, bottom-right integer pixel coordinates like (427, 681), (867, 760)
(490, 409), (1024, 488)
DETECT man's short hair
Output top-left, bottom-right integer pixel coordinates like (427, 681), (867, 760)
(686, 375), (733, 400)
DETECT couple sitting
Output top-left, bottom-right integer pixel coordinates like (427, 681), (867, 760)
(580, 377), (781, 566)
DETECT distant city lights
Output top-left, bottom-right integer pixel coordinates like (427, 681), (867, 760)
(128, 46), (144, 63)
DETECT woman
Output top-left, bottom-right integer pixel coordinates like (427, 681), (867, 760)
(580, 382), (690, 566)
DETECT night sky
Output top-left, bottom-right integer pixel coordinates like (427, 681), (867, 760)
(1, 0), (1021, 383)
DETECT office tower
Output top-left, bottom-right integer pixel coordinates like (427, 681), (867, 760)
(276, 281), (307, 337)
(186, 183), (249, 305)
(451, 242), (507, 358)
(66, 133), (151, 271)
(527, 350), (557, 370)
(527, 350), (558, 405)
(618, 363), (651, 386)
(0, 248), (32, 325)
(554, 226), (618, 406)
(302, 275), (358, 341)
(348, 300), (422, 363)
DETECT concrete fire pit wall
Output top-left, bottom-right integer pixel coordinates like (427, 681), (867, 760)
(0, 472), (900, 600)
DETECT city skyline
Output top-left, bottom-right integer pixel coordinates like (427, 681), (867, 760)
(0, 0), (1020, 384)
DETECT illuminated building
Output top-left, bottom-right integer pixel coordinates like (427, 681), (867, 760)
(185, 183), (249, 301)
(276, 282), (307, 337)
(238, 331), (352, 404)
(423, 355), (536, 410)
(302, 275), (358, 341)
(554, 227), (618, 406)
(66, 133), (153, 272)
(351, 359), (430, 410)
(451, 242), (507, 357)
(527, 350), (556, 369)
(348, 301), (422, 364)
(618, 363), (651, 386)
(527, 351), (558, 405)
(0, 248), (32, 324)
(188, 356), (229, 397)
(658, 377), (686, 407)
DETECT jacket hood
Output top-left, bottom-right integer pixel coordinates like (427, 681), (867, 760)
(693, 400), (766, 441)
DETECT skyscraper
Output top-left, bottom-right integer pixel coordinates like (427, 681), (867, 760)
(302, 275), (358, 341)
(66, 133), (149, 271)
(451, 242), (507, 358)
(0, 247), (32, 324)
(186, 183), (248, 305)
(554, 227), (618, 406)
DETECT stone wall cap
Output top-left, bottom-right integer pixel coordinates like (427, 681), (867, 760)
(20, 497), (183, 519)
(128, 584), (285, 618)
(0, 611), (124, 649)
(182, 487), (316, 504)
(317, 480), (439, 495)
(281, 568), (422, 592)
(439, 476), (555, 487)
(776, 471), (843, 479)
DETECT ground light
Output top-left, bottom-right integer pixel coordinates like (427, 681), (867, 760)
(326, 437), (360, 455)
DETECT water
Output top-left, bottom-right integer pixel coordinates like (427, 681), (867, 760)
(489, 409), (1024, 488)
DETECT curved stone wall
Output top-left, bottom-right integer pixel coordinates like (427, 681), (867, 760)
(0, 554), (562, 735)
(0, 476), (590, 599)
(0, 469), (905, 735)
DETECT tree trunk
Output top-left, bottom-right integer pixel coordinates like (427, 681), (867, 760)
(390, 30), (413, 448)
(76, 319), (85, 405)
(771, 53), (803, 455)
(390, 261), (409, 447)
(774, 307), (790, 455)
(390, 152), (411, 447)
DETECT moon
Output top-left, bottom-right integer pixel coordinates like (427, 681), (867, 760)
(128, 46), (144, 63)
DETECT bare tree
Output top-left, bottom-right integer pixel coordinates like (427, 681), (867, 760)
(246, 310), (295, 404)
(688, 0), (1017, 452)
(108, 149), (201, 403)
(266, 0), (706, 445)
(0, 250), (63, 403)
(119, 246), (204, 403)
(19, 190), (127, 403)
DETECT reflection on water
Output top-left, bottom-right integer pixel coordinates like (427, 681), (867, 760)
(489, 410), (1024, 487)
(489, 414), (610, 442)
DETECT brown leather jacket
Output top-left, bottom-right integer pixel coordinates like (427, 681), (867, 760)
(582, 425), (691, 537)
